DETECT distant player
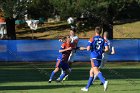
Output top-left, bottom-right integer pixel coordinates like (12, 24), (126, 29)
(92, 31), (115, 85)
(48, 36), (72, 83)
(80, 27), (109, 92)
(100, 31), (115, 68)
(58, 29), (79, 81)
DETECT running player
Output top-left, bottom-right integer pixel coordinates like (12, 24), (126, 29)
(48, 36), (72, 83)
(80, 27), (109, 92)
(92, 31), (115, 85)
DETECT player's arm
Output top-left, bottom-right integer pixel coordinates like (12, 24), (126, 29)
(59, 43), (72, 53)
(104, 41), (109, 52)
(59, 47), (72, 53)
(111, 46), (115, 54)
(87, 37), (93, 51)
(79, 47), (87, 50)
(104, 46), (109, 52)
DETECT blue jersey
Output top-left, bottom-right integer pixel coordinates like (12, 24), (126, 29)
(88, 35), (108, 59)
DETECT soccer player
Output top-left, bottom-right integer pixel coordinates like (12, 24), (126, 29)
(100, 31), (115, 68)
(92, 31), (115, 85)
(80, 27), (109, 92)
(48, 36), (72, 83)
(58, 29), (79, 81)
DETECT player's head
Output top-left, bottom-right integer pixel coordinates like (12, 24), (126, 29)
(66, 35), (71, 43)
(95, 26), (102, 35)
(103, 31), (109, 39)
(62, 35), (71, 43)
(70, 28), (76, 36)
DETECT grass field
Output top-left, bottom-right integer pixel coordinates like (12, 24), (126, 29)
(0, 62), (140, 93)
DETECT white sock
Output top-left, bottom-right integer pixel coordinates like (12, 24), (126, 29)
(92, 74), (98, 83)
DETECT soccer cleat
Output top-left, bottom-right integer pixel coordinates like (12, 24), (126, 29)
(48, 79), (52, 83)
(56, 79), (61, 83)
(104, 81), (108, 91)
(63, 75), (68, 81)
(81, 87), (88, 92)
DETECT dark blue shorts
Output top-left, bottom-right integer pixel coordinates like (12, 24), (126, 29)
(56, 60), (70, 71)
(91, 59), (101, 67)
(90, 52), (102, 67)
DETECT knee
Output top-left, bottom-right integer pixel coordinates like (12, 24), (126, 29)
(54, 67), (59, 72)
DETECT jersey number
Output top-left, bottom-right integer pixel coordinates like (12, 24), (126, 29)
(96, 41), (102, 50)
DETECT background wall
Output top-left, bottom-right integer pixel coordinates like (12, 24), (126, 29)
(0, 39), (139, 62)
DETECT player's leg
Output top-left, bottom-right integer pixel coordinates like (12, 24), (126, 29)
(48, 60), (61, 83)
(63, 52), (75, 81)
(100, 53), (108, 68)
(56, 62), (71, 82)
(48, 67), (59, 83)
(92, 60), (108, 91)
(81, 59), (94, 91)
(99, 53), (108, 85)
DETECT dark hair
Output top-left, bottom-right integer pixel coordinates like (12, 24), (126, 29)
(95, 27), (102, 34)
(62, 35), (70, 42)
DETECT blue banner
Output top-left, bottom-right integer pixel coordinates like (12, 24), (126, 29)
(0, 39), (140, 62)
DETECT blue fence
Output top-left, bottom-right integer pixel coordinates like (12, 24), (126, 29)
(0, 39), (140, 62)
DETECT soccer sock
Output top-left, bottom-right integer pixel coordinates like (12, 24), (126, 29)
(86, 77), (93, 89)
(97, 72), (105, 84)
(59, 73), (66, 81)
(50, 71), (55, 80)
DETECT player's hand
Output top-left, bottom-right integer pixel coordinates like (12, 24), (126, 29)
(111, 51), (115, 55)
(59, 39), (63, 42)
(80, 47), (87, 50)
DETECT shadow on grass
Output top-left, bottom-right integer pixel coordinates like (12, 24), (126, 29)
(0, 84), (85, 90)
(0, 67), (140, 83)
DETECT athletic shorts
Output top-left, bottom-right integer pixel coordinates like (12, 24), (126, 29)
(90, 52), (102, 67)
(55, 60), (70, 71)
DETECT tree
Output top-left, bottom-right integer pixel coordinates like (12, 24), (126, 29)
(27, 0), (53, 18)
(50, 0), (140, 39)
(0, 0), (31, 39)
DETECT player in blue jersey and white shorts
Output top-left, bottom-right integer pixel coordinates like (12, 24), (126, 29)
(80, 27), (109, 92)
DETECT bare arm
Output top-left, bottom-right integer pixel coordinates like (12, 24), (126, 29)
(104, 46), (109, 52)
(111, 47), (115, 54)
(59, 47), (72, 53)
(79, 46), (90, 51)
(87, 46), (91, 51)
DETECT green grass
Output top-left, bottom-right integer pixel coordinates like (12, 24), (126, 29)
(0, 62), (140, 93)
(16, 20), (140, 39)
(113, 21), (140, 39)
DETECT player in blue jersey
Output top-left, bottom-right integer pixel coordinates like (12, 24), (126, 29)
(48, 36), (72, 83)
(92, 31), (115, 85)
(80, 27), (109, 92)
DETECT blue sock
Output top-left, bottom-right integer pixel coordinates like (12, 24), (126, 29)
(59, 73), (66, 81)
(97, 72), (105, 84)
(50, 71), (55, 80)
(86, 77), (93, 89)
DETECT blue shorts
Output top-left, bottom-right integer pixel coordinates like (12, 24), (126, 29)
(90, 52), (102, 67)
(56, 60), (70, 71)
(91, 59), (101, 67)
